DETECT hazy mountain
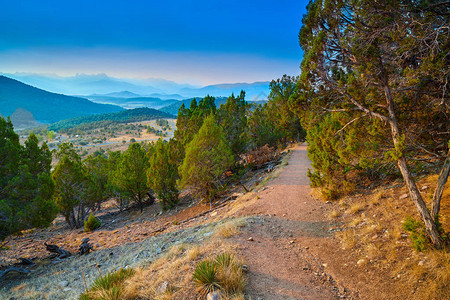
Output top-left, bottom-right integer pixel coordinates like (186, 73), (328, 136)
(1, 73), (270, 101)
(0, 76), (124, 124)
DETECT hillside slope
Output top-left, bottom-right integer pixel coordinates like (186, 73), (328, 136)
(0, 76), (124, 124)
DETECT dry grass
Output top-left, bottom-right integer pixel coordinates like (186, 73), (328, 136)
(345, 202), (363, 215)
(333, 174), (450, 298)
(214, 218), (246, 239)
(328, 209), (340, 219)
(121, 218), (246, 299)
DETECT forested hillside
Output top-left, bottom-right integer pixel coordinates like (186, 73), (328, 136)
(0, 76), (124, 124)
(48, 107), (174, 132)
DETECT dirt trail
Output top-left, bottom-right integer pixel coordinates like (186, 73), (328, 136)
(234, 144), (346, 299)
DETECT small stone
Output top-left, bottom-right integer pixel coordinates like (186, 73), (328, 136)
(421, 185), (428, 190)
(322, 263), (328, 267)
(158, 281), (169, 294)
(210, 211), (217, 217)
(247, 237), (254, 241)
(242, 265), (249, 272)
(289, 240), (295, 244)
(399, 193), (408, 200)
(326, 201), (331, 204)
(357, 259), (366, 266)
(58, 280), (69, 288)
(418, 260), (425, 266)
(207, 291), (224, 300)
(305, 246), (309, 249)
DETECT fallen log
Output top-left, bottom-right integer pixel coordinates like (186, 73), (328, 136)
(44, 242), (71, 259)
(0, 266), (31, 278)
(79, 238), (94, 255)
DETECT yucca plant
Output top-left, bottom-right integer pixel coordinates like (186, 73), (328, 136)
(193, 260), (221, 296)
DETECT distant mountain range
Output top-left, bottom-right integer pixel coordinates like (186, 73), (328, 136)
(1, 73), (270, 101)
(0, 76), (124, 126)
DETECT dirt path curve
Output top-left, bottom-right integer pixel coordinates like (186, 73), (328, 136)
(234, 144), (345, 299)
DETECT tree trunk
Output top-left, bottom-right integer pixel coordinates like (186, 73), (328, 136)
(383, 75), (444, 248)
(431, 154), (450, 218)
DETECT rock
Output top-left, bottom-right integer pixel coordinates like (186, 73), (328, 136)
(399, 193), (408, 200)
(210, 211), (218, 217)
(322, 263), (328, 267)
(357, 259), (366, 266)
(247, 237), (254, 241)
(58, 280), (69, 288)
(289, 240), (295, 244)
(421, 185), (428, 190)
(206, 291), (224, 300)
(158, 281), (169, 294)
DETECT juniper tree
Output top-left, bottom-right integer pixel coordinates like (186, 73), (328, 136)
(148, 139), (179, 210)
(293, 0), (449, 247)
(179, 114), (234, 202)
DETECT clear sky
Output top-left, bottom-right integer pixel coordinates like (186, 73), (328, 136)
(0, 0), (308, 85)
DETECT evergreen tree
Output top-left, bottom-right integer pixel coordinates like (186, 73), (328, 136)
(179, 114), (234, 202)
(0, 119), (57, 240)
(112, 143), (150, 212)
(84, 154), (110, 211)
(148, 139), (179, 210)
(217, 91), (249, 156)
(52, 143), (87, 229)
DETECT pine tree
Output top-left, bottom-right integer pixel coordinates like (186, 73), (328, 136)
(179, 114), (234, 202)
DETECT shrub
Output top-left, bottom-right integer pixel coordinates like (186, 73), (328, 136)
(403, 216), (428, 251)
(84, 213), (101, 232)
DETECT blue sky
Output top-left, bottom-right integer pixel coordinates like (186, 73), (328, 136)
(0, 0), (308, 85)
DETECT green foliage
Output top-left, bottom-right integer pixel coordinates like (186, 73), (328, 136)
(292, 0), (448, 205)
(193, 260), (220, 295)
(112, 143), (150, 212)
(148, 139), (179, 210)
(217, 91), (249, 156)
(0, 118), (57, 240)
(174, 95), (217, 148)
(179, 114), (234, 202)
(403, 216), (428, 252)
(79, 268), (135, 300)
(84, 154), (110, 210)
(52, 142), (88, 228)
(84, 213), (101, 232)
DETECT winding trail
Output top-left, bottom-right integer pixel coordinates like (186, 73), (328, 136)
(234, 144), (344, 299)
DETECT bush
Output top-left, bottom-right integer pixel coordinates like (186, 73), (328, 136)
(403, 216), (428, 251)
(84, 213), (101, 232)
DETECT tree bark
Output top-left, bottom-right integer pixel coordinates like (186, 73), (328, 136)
(383, 74), (444, 248)
(431, 154), (450, 218)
